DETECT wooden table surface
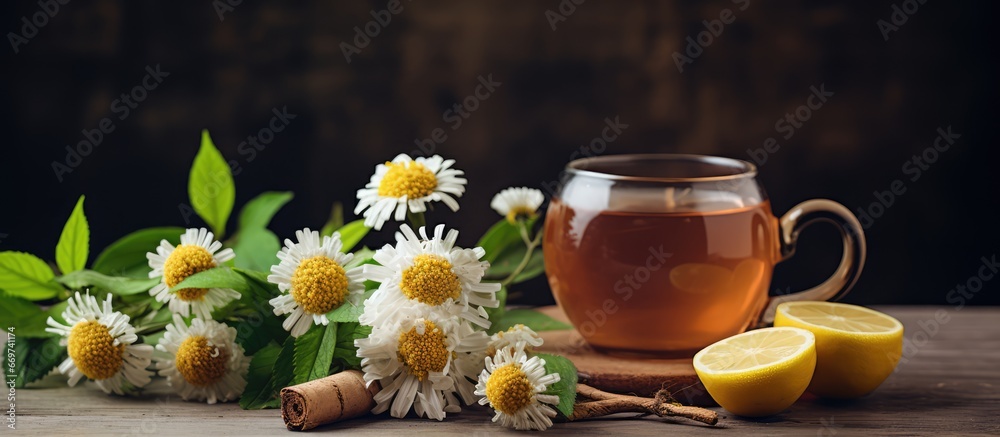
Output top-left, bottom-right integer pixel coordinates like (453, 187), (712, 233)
(11, 306), (1000, 436)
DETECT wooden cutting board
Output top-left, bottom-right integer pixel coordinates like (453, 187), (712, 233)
(535, 306), (715, 406)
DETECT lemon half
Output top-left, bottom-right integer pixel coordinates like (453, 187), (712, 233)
(774, 301), (903, 399)
(693, 327), (816, 417)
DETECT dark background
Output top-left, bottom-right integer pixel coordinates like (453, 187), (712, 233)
(2, 1), (997, 306)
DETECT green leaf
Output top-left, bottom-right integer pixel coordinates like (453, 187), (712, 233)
(232, 228), (280, 272)
(233, 316), (286, 356)
(233, 317), (285, 355)
(118, 287), (156, 305)
(3, 336), (66, 388)
(479, 217), (545, 284)
(92, 227), (184, 278)
(0, 251), (62, 300)
(22, 337), (66, 385)
(536, 353), (578, 417)
(0, 293), (53, 338)
(325, 289), (373, 323)
(486, 244), (545, 284)
(331, 322), (369, 372)
(335, 220), (369, 253)
(234, 268), (279, 302)
(45, 300), (69, 325)
(55, 195), (89, 274)
(189, 129), (235, 238)
(513, 249), (545, 284)
(238, 191), (293, 230)
(240, 342), (282, 409)
(115, 299), (152, 321)
(229, 269), (287, 355)
(170, 267), (249, 294)
(230, 296), (287, 356)
(133, 307), (173, 334)
(319, 203), (344, 237)
(292, 323), (338, 385)
(344, 247), (375, 270)
(271, 337), (296, 394)
(57, 270), (159, 295)
(142, 331), (166, 348)
(344, 247), (380, 290)
(235, 268), (270, 284)
(477, 217), (537, 264)
(488, 309), (572, 335)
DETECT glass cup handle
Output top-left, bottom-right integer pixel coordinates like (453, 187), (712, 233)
(757, 199), (867, 326)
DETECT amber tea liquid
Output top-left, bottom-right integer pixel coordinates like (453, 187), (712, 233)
(544, 199), (779, 356)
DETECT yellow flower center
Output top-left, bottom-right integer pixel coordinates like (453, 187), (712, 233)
(163, 244), (217, 301)
(485, 363), (535, 415)
(67, 321), (125, 381)
(396, 320), (450, 381)
(506, 206), (538, 224)
(290, 256), (349, 314)
(377, 161), (438, 198)
(175, 335), (230, 387)
(399, 255), (462, 306)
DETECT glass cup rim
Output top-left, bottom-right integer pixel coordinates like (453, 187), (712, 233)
(566, 153), (758, 183)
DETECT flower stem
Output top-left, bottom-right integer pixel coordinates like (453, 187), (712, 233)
(570, 384), (718, 426)
(500, 220), (542, 288)
(406, 210), (426, 229)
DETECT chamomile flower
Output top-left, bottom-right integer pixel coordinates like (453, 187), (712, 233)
(355, 315), (489, 420)
(45, 292), (153, 395)
(360, 224), (500, 329)
(267, 228), (366, 337)
(355, 154), (467, 230)
(486, 324), (544, 358)
(476, 345), (562, 431)
(155, 315), (250, 404)
(147, 228), (240, 320)
(490, 187), (544, 223)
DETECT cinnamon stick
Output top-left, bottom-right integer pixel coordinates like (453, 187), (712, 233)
(280, 370), (381, 431)
(571, 384), (718, 426)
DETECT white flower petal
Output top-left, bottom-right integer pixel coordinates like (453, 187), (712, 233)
(267, 229), (366, 337)
(154, 317), (250, 404)
(474, 344), (561, 431)
(47, 292), (154, 395)
(355, 154), (468, 229)
(356, 314), (487, 420)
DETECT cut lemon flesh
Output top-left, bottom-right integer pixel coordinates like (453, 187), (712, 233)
(694, 327), (816, 417)
(775, 301), (903, 399)
(778, 301), (902, 333)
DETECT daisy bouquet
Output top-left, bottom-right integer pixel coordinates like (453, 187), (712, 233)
(0, 130), (590, 430)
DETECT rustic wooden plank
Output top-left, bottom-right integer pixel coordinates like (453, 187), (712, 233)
(10, 306), (1000, 436)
